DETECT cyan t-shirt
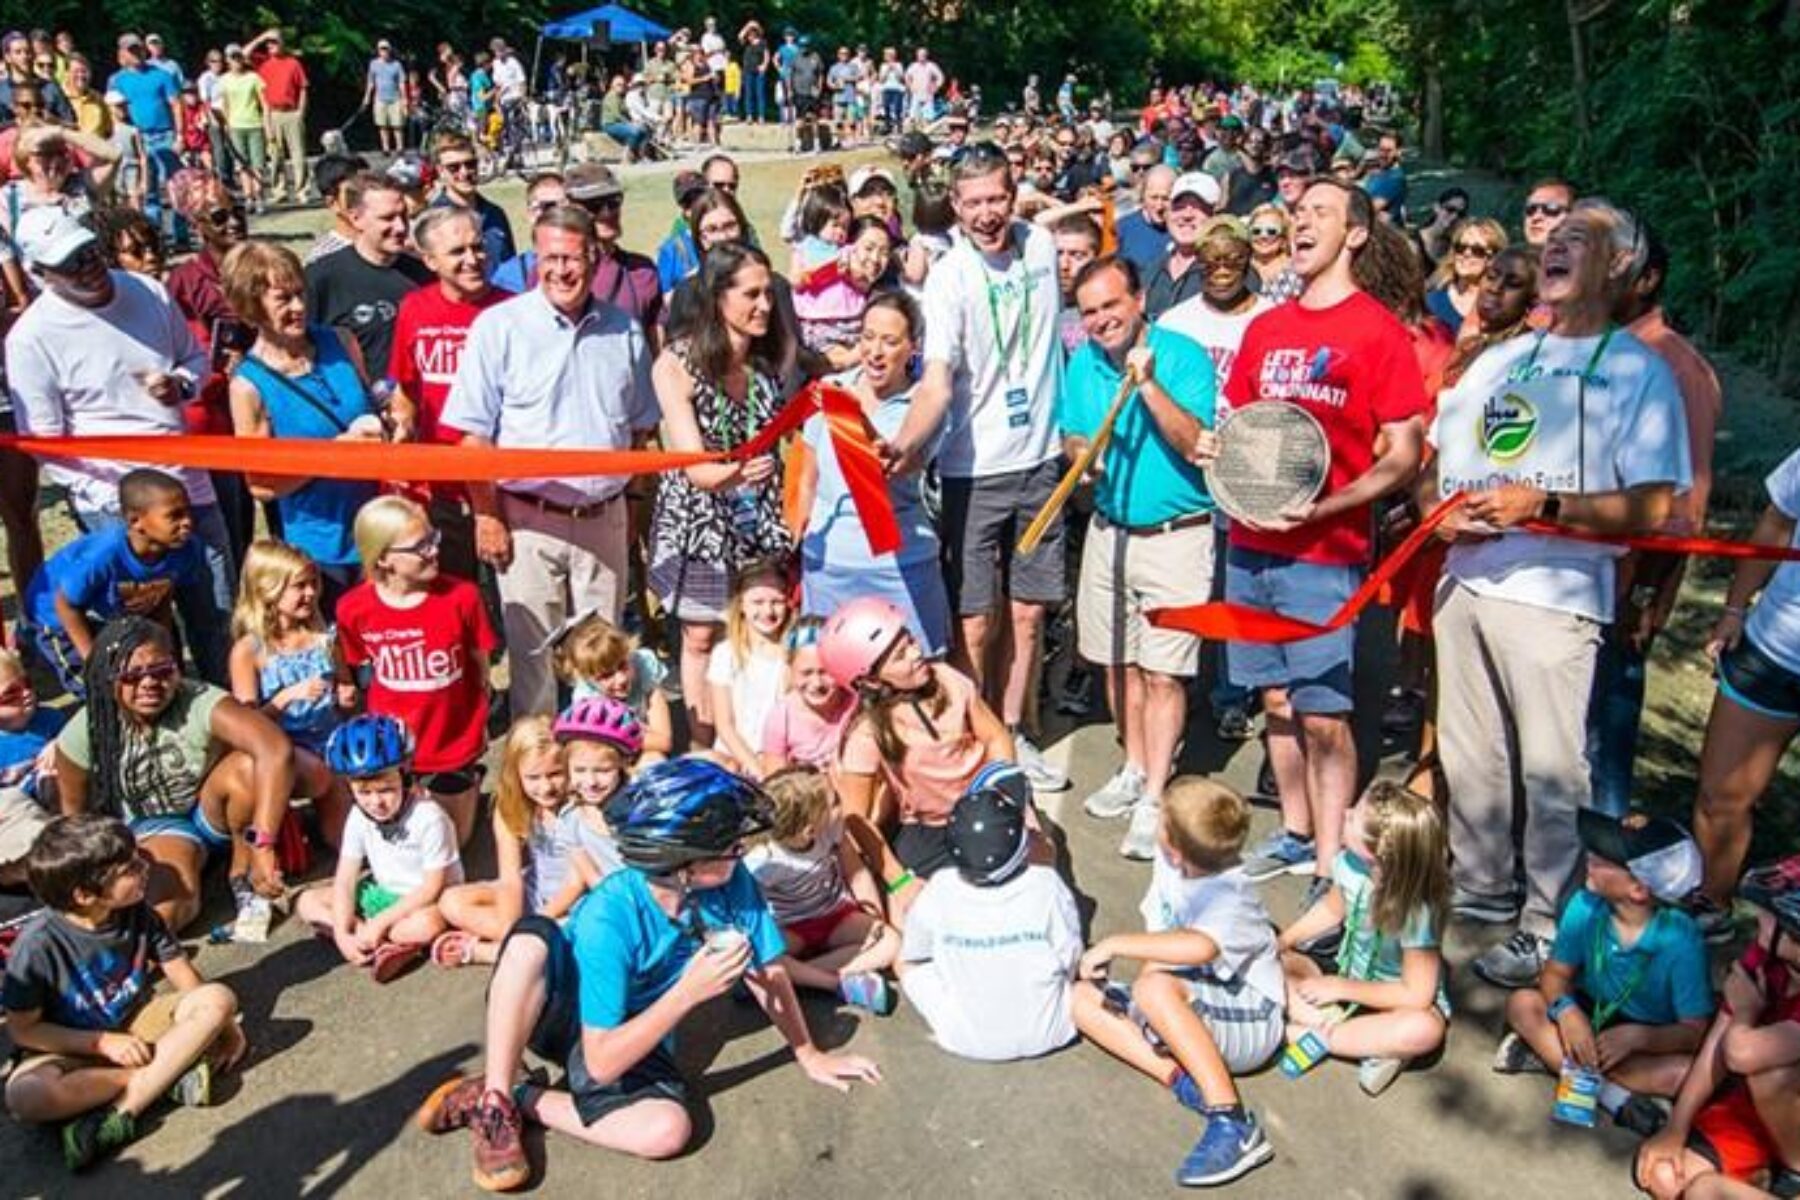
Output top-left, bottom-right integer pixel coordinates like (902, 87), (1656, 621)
(107, 65), (178, 134)
(1550, 888), (1715, 1026)
(1332, 849), (1450, 1013)
(1057, 324), (1216, 526)
(24, 525), (204, 632)
(570, 863), (785, 1032)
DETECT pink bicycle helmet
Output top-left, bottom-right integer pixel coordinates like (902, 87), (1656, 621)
(553, 696), (646, 757)
(819, 597), (909, 689)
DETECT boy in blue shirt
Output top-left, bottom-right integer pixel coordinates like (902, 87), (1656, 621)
(22, 470), (202, 695)
(0, 647), (63, 797)
(1495, 810), (1714, 1134)
(417, 759), (880, 1193)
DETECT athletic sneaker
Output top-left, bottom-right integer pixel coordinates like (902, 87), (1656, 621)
(1358, 1056), (1405, 1097)
(371, 941), (426, 984)
(1175, 1108), (1273, 1187)
(1242, 830), (1316, 881)
(1014, 732), (1071, 792)
(170, 1059), (212, 1108)
(1492, 1031), (1552, 1076)
(1120, 799), (1162, 861)
(1613, 1093), (1670, 1137)
(470, 1091), (531, 1192)
(1215, 703), (1255, 742)
(61, 1106), (136, 1172)
(1083, 764), (1146, 819)
(1451, 887), (1521, 925)
(1684, 892), (1737, 946)
(417, 1074), (487, 1134)
(1057, 666), (1095, 717)
(233, 891), (273, 944)
(839, 972), (897, 1015)
(1472, 931), (1552, 989)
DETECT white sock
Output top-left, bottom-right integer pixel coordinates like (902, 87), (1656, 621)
(1598, 1081), (1632, 1114)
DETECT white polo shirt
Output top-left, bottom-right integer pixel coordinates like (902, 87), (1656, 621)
(921, 220), (1063, 480)
(440, 288), (658, 506)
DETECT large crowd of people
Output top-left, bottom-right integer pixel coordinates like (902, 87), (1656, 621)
(0, 18), (1797, 1200)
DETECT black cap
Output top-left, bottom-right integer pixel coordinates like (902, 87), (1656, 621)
(672, 170), (707, 208)
(947, 762), (1032, 887)
(895, 130), (933, 160)
(1577, 809), (1702, 903)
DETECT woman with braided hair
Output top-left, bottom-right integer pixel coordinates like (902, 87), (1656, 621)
(52, 616), (298, 933)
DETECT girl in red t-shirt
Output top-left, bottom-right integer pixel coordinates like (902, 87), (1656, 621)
(336, 497), (496, 846)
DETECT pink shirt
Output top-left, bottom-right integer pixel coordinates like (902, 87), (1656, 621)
(839, 664), (987, 825)
(761, 689), (854, 771)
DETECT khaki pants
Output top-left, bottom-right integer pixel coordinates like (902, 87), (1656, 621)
(266, 109), (309, 198)
(498, 492), (628, 716)
(1435, 579), (1601, 938)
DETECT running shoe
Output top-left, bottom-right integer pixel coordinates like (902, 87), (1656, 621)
(470, 1091), (531, 1192)
(1492, 1031), (1551, 1076)
(371, 941), (426, 984)
(1683, 891), (1738, 946)
(1014, 732), (1071, 792)
(1613, 1093), (1670, 1137)
(61, 1106), (136, 1173)
(1242, 830), (1317, 881)
(1472, 931), (1551, 989)
(1358, 1057), (1405, 1097)
(1120, 799), (1162, 861)
(1214, 703), (1255, 742)
(417, 1074), (487, 1134)
(1057, 666), (1095, 717)
(170, 1058), (212, 1108)
(1174, 1109), (1273, 1188)
(1083, 764), (1146, 819)
(839, 972), (898, 1016)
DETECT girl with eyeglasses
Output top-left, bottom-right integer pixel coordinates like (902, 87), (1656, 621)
(1425, 217), (1508, 333)
(336, 496), (497, 848)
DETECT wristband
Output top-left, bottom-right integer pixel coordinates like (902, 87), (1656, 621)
(1540, 493), (1563, 522)
(1548, 995), (1579, 1022)
(885, 870), (916, 896)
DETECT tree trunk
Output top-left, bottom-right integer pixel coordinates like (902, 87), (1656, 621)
(1423, 61), (1444, 160)
(1565, 0), (1591, 145)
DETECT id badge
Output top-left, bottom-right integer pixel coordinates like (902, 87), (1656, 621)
(1279, 1030), (1331, 1079)
(1552, 1063), (1601, 1128)
(1005, 385), (1030, 428)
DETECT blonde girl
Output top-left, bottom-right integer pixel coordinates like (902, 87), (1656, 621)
(743, 766), (900, 1013)
(552, 611), (675, 760)
(1278, 780), (1452, 1097)
(707, 558), (794, 778)
(228, 539), (352, 847)
(553, 695), (645, 888)
(336, 496), (498, 846)
(435, 717), (586, 967)
(760, 618), (855, 776)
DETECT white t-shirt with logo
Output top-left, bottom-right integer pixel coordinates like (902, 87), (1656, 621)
(900, 864), (1082, 1061)
(1139, 854), (1285, 1011)
(1155, 294), (1274, 423)
(1432, 329), (1690, 622)
(341, 795), (465, 895)
(1747, 449), (1800, 674)
(921, 221), (1064, 479)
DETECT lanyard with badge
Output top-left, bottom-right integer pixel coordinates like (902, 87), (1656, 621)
(1586, 907), (1662, 1031)
(1509, 326), (1616, 494)
(977, 233), (1034, 429)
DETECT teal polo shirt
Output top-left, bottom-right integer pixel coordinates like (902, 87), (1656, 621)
(1058, 324), (1216, 526)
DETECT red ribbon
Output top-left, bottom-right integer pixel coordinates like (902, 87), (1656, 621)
(0, 380), (902, 557)
(1151, 494), (1800, 645)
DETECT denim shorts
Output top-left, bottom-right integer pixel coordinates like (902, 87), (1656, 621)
(1717, 634), (1800, 722)
(131, 805), (232, 851)
(1223, 545), (1358, 714)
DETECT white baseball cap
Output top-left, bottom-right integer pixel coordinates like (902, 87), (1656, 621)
(848, 165), (897, 197)
(1170, 172), (1221, 209)
(15, 205), (98, 271)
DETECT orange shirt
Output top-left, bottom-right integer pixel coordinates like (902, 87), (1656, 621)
(1630, 307), (1721, 533)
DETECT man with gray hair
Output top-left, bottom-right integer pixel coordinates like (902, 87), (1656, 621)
(1426, 198), (1691, 988)
(1114, 159), (1174, 275)
(440, 204), (659, 715)
(390, 204), (507, 581)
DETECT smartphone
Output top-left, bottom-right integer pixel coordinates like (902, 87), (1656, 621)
(211, 317), (256, 372)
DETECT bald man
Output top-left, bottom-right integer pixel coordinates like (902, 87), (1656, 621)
(1115, 162), (1176, 274)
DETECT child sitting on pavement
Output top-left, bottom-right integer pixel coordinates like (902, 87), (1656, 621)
(553, 611), (675, 761)
(746, 765), (899, 1013)
(1636, 856), (1800, 1199)
(1495, 810), (1713, 1135)
(1279, 780), (1452, 1099)
(758, 618), (855, 776)
(0, 647), (65, 799)
(897, 762), (1083, 1061)
(296, 714), (462, 983)
(2, 813), (246, 1173)
(1072, 777), (1284, 1188)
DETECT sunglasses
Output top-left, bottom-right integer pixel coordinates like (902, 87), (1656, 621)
(578, 195), (623, 213)
(118, 661), (180, 686)
(1454, 241), (1496, 258)
(707, 180), (739, 193)
(528, 197), (564, 214)
(1248, 224), (1284, 238)
(205, 206), (247, 226)
(389, 528), (443, 558)
(1524, 201), (1568, 218)
(440, 158), (479, 176)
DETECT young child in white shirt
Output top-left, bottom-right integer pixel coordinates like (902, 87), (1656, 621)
(1071, 777), (1283, 1188)
(897, 762), (1083, 1062)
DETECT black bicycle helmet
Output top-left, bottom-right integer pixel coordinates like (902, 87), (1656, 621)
(603, 758), (774, 874)
(1740, 856), (1800, 939)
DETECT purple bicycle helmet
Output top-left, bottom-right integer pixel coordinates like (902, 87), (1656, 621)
(553, 696), (646, 757)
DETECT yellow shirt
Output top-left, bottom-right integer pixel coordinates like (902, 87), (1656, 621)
(71, 90), (113, 138)
(725, 62), (742, 95)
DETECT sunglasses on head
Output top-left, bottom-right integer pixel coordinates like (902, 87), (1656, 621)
(118, 661), (179, 686)
(1524, 201), (1568, 218)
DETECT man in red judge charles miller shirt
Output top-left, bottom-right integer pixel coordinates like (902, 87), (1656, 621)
(390, 204), (508, 582)
(1192, 177), (1428, 947)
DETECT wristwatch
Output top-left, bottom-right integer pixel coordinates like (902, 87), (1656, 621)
(242, 827), (277, 850)
(1540, 492), (1563, 522)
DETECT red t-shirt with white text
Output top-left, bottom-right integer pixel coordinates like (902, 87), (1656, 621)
(336, 575), (497, 772)
(389, 284), (506, 502)
(1223, 291), (1428, 564)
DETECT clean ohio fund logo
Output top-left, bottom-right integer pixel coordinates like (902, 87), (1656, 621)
(1480, 393), (1538, 463)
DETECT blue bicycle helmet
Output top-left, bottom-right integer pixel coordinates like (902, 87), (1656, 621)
(1741, 856), (1800, 939)
(325, 714), (414, 779)
(948, 760), (1033, 887)
(603, 758), (774, 874)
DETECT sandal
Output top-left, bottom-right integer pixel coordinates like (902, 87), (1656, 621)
(370, 941), (426, 984)
(430, 931), (480, 969)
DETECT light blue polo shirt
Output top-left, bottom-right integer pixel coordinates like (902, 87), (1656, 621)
(1058, 324), (1215, 526)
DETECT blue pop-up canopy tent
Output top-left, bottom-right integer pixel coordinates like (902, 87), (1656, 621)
(533, 4), (675, 88)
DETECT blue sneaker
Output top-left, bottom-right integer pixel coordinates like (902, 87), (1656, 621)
(1176, 1109), (1273, 1188)
(1243, 830), (1316, 881)
(1169, 1071), (1205, 1115)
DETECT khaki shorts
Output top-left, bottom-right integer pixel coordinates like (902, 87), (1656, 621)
(372, 99), (406, 129)
(1076, 513), (1215, 677)
(10, 991), (181, 1081)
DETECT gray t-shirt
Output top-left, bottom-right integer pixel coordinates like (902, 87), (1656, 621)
(58, 681), (226, 821)
(1, 904), (182, 1030)
(367, 58), (405, 104)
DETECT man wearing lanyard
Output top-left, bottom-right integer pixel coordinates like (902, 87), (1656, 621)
(888, 142), (1070, 793)
(440, 204), (659, 717)
(1058, 257), (1217, 859)
(1427, 199), (1689, 989)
